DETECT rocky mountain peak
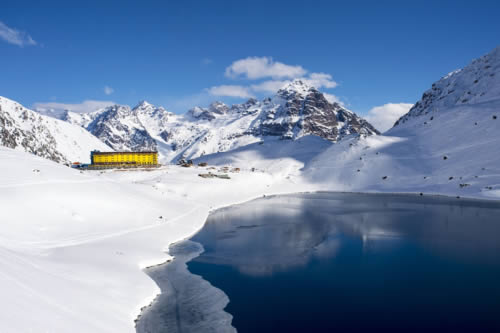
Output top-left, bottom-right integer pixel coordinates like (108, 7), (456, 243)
(259, 82), (379, 141)
(208, 101), (229, 114)
(277, 79), (316, 99)
(132, 101), (170, 120)
(188, 102), (230, 121)
(134, 100), (153, 110)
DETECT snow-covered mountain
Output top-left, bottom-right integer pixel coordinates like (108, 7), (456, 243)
(394, 46), (500, 126)
(304, 46), (500, 198)
(0, 96), (112, 163)
(61, 80), (378, 163)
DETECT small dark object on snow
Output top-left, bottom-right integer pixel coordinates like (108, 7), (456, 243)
(485, 186), (493, 190)
(359, 157), (363, 160)
(357, 169), (360, 172)
(420, 193), (423, 196)
(198, 162), (208, 167)
(459, 183), (470, 188)
(198, 173), (212, 178)
(430, 116), (434, 120)
(475, 122), (478, 125)
(456, 196), (461, 199)
(493, 115), (497, 120)
(198, 173), (230, 180)
(449, 177), (454, 180)
(382, 176), (388, 180)
(424, 176), (427, 179)
(443, 156), (448, 160)
(159, 216), (163, 219)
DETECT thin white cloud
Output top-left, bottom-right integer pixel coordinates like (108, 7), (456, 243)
(365, 103), (413, 132)
(103, 85), (114, 95)
(246, 74), (337, 95)
(207, 85), (254, 98)
(303, 72), (337, 89)
(250, 80), (290, 93)
(323, 93), (344, 106)
(0, 21), (36, 47)
(198, 57), (340, 107)
(225, 57), (307, 80)
(218, 57), (339, 97)
(33, 100), (116, 114)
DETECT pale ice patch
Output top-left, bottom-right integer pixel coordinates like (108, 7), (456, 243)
(136, 240), (236, 333)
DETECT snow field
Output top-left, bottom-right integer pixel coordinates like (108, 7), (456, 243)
(0, 146), (314, 332)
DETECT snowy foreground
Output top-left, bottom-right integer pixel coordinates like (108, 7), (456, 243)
(0, 145), (318, 332)
(1, 100), (500, 332)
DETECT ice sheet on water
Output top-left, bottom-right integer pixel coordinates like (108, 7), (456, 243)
(136, 240), (236, 333)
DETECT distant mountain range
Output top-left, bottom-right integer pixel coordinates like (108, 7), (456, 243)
(21, 80), (379, 163)
(2, 46), (499, 168)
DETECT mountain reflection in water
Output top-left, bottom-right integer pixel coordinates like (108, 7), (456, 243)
(191, 193), (500, 276)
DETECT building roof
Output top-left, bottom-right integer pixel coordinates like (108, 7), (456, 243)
(91, 151), (158, 155)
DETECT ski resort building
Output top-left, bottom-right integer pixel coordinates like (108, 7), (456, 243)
(90, 151), (159, 168)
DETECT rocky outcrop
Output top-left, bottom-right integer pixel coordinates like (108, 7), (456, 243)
(258, 80), (379, 140)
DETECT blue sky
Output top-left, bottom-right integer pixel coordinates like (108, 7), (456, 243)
(1, 0), (500, 121)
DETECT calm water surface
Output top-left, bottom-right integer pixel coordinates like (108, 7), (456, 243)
(138, 193), (500, 333)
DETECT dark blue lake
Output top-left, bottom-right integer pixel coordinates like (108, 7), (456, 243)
(137, 193), (500, 333)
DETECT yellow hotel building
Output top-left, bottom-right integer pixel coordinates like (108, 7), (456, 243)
(90, 151), (159, 167)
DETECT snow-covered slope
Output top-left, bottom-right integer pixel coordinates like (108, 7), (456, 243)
(305, 46), (500, 199)
(394, 46), (500, 126)
(57, 80), (378, 163)
(0, 144), (314, 333)
(196, 135), (332, 178)
(0, 96), (112, 163)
